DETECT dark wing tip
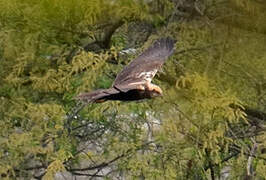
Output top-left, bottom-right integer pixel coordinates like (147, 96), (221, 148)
(133, 36), (176, 63)
(142, 37), (176, 60)
(154, 36), (176, 54)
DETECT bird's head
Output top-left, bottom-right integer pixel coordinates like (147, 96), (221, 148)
(150, 88), (163, 97)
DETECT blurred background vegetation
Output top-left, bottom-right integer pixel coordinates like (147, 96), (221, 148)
(0, 0), (266, 179)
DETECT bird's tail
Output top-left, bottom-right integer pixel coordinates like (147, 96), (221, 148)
(76, 88), (118, 103)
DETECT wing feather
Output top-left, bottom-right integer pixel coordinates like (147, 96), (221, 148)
(76, 88), (119, 103)
(113, 37), (175, 91)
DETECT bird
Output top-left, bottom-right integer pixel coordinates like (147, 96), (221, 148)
(77, 37), (176, 103)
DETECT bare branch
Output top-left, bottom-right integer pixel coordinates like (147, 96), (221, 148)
(68, 152), (126, 172)
(246, 138), (258, 176)
(70, 171), (104, 178)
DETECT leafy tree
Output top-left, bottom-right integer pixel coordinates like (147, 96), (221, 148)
(0, 0), (265, 179)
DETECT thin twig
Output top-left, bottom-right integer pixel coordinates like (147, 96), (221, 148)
(205, 149), (215, 180)
(204, 151), (239, 171)
(70, 172), (104, 177)
(65, 101), (86, 134)
(247, 138), (258, 176)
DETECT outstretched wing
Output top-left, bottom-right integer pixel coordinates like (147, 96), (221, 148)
(113, 37), (175, 92)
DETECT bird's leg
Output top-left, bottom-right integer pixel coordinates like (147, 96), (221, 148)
(146, 83), (163, 95)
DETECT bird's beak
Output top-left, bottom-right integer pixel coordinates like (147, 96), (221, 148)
(156, 88), (163, 96)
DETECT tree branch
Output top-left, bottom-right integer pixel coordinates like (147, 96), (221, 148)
(246, 138), (258, 177)
(205, 149), (215, 180)
(70, 171), (104, 177)
(204, 151), (239, 171)
(68, 152), (126, 172)
(66, 20), (124, 63)
(65, 101), (86, 134)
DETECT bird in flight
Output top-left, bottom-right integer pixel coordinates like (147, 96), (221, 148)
(77, 37), (175, 103)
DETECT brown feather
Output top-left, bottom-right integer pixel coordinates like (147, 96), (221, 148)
(76, 37), (176, 103)
(113, 37), (176, 89)
(76, 88), (119, 103)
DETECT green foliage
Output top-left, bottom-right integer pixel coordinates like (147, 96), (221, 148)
(0, 0), (265, 179)
(114, 72), (246, 179)
(0, 0), (156, 178)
